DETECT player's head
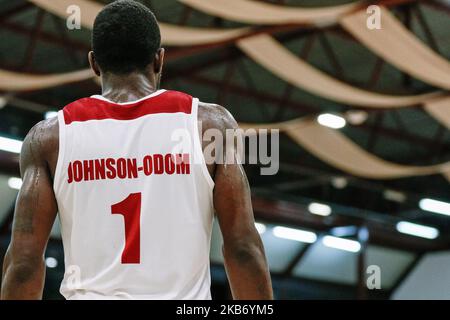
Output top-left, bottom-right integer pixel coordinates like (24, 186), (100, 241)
(89, 0), (163, 79)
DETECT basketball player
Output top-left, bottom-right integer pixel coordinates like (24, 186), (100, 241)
(1, 0), (272, 300)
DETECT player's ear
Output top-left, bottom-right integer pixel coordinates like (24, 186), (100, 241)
(88, 51), (101, 76)
(153, 48), (165, 74)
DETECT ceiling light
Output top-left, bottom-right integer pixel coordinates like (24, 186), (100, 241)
(317, 113), (346, 129)
(345, 110), (368, 125)
(330, 226), (358, 237)
(396, 221), (439, 240)
(255, 222), (266, 234)
(308, 202), (332, 216)
(322, 235), (361, 252)
(273, 226), (317, 243)
(8, 177), (22, 190)
(45, 257), (58, 268)
(419, 198), (450, 216)
(0, 136), (22, 154)
(45, 111), (58, 119)
(0, 96), (8, 109)
(331, 177), (348, 189)
(383, 189), (407, 203)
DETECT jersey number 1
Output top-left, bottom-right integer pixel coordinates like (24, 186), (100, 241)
(111, 193), (141, 264)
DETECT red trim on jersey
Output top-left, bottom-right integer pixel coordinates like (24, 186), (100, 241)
(63, 90), (192, 125)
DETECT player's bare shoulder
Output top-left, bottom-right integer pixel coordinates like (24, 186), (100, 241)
(21, 116), (59, 177)
(197, 101), (238, 134)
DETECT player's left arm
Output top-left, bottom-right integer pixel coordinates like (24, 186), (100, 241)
(1, 120), (58, 300)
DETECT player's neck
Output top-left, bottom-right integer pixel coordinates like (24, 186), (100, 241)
(100, 72), (160, 104)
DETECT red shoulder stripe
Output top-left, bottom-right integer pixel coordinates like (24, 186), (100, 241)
(63, 90), (192, 125)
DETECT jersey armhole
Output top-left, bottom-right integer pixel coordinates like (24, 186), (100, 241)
(53, 110), (66, 194)
(191, 98), (215, 190)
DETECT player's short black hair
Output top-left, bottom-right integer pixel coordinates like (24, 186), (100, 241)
(92, 0), (161, 74)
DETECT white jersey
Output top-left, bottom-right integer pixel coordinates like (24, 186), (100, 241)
(53, 89), (215, 300)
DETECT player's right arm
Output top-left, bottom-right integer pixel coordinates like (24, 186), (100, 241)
(200, 103), (273, 300)
(1, 119), (58, 299)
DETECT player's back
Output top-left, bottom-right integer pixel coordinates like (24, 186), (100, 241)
(53, 89), (215, 299)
